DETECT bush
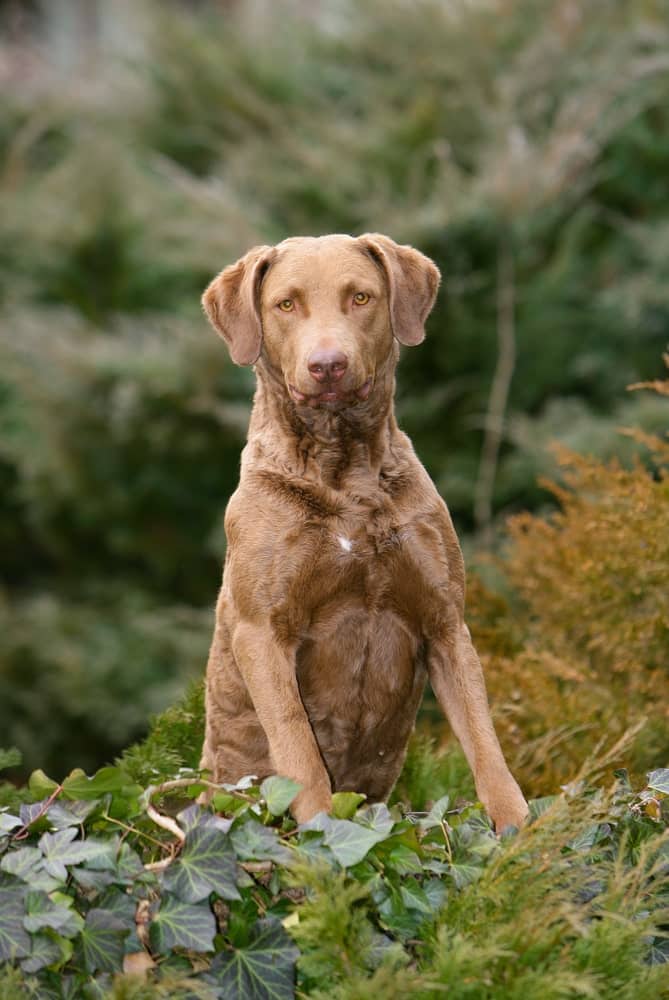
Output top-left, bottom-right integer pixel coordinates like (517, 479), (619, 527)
(0, 751), (666, 998)
(469, 363), (669, 795)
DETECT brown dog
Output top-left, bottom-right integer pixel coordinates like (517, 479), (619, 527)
(200, 233), (528, 831)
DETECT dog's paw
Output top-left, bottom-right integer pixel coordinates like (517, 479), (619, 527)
(488, 788), (529, 835)
(291, 786), (333, 825)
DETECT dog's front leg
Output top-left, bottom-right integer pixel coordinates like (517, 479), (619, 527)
(428, 621), (528, 832)
(232, 621), (332, 823)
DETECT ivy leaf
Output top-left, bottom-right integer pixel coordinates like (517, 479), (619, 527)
(178, 803), (233, 836)
(97, 887), (143, 953)
(231, 820), (292, 864)
(419, 795), (451, 831)
(162, 824), (240, 903)
(46, 800), (100, 830)
(39, 827), (109, 881)
(0, 811), (22, 834)
(449, 862), (484, 889)
(19, 800), (51, 831)
(260, 776), (302, 817)
(357, 803), (396, 837)
(647, 769), (669, 796)
(1, 846), (43, 881)
(528, 796), (558, 821)
(70, 868), (116, 893)
(61, 766), (137, 801)
(423, 877), (448, 912)
(28, 769), (59, 799)
(331, 792), (366, 819)
(0, 747), (22, 771)
(0, 875), (31, 961)
(303, 815), (387, 868)
(2, 848), (62, 893)
(115, 841), (145, 883)
(399, 880), (433, 915)
(77, 908), (130, 974)
(378, 843), (423, 876)
(24, 890), (84, 937)
(21, 932), (67, 974)
(208, 917), (299, 1000)
(149, 894), (216, 953)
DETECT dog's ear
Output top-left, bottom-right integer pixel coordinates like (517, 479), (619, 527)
(202, 245), (276, 365)
(358, 234), (440, 346)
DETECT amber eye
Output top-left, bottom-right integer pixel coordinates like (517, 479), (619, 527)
(278, 299), (294, 312)
(353, 291), (370, 305)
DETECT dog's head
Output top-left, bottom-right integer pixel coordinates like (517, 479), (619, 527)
(202, 234), (440, 409)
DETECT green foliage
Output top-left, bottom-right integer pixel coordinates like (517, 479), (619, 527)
(0, 589), (210, 777)
(0, 760), (666, 998)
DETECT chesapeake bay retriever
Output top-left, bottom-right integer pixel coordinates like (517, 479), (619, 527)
(200, 233), (528, 831)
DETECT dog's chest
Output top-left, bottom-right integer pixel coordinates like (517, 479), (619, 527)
(301, 502), (450, 633)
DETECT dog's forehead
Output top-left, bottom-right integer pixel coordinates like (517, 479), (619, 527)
(264, 235), (381, 292)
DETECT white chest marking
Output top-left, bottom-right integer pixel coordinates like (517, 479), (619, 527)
(337, 535), (353, 553)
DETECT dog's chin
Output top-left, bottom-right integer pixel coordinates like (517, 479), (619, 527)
(288, 378), (372, 409)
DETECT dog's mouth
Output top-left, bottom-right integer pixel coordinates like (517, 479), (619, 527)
(288, 378), (372, 408)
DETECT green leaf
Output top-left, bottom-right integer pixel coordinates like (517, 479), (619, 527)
(162, 824), (240, 903)
(0, 747), (22, 772)
(331, 792), (366, 819)
(399, 880), (433, 915)
(23, 890), (84, 938)
(647, 768), (669, 796)
(0, 875), (31, 961)
(357, 803), (395, 837)
(77, 907), (129, 974)
(449, 862), (484, 889)
(231, 820), (292, 864)
(419, 795), (451, 830)
(61, 766), (137, 801)
(178, 804), (232, 836)
(423, 877), (448, 912)
(21, 932), (68, 974)
(304, 815), (388, 867)
(1, 846), (42, 881)
(39, 827), (110, 881)
(378, 842), (423, 876)
(46, 800), (100, 830)
(115, 841), (145, 883)
(149, 894), (216, 953)
(3, 846), (62, 892)
(260, 776), (302, 817)
(28, 769), (59, 799)
(24, 890), (84, 937)
(0, 811), (22, 834)
(208, 917), (299, 1000)
(19, 800), (51, 831)
(528, 796), (558, 821)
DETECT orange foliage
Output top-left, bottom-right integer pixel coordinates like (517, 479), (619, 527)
(468, 360), (669, 796)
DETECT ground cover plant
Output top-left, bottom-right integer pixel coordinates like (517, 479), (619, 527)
(0, 749), (667, 999)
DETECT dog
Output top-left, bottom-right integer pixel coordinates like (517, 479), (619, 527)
(199, 233), (528, 831)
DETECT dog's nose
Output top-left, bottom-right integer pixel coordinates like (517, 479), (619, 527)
(307, 349), (348, 383)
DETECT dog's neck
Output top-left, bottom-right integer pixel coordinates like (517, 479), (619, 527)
(246, 355), (401, 491)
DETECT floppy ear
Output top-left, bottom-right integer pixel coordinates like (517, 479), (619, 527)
(358, 233), (440, 346)
(202, 245), (276, 365)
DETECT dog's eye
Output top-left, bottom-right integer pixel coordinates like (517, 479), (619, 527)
(278, 299), (295, 312)
(353, 292), (370, 305)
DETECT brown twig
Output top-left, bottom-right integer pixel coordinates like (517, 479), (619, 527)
(474, 240), (516, 545)
(13, 784), (63, 840)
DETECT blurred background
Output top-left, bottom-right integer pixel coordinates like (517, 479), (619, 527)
(1, 0), (667, 781)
